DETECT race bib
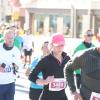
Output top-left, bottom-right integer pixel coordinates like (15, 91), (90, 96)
(90, 92), (100, 100)
(49, 78), (66, 91)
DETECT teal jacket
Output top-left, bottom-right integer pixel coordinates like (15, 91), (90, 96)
(0, 34), (4, 43)
(29, 56), (43, 89)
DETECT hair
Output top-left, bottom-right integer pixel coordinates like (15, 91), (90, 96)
(86, 29), (92, 34)
(4, 29), (15, 37)
(41, 41), (49, 49)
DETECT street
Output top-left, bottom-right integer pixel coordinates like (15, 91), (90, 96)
(14, 69), (30, 100)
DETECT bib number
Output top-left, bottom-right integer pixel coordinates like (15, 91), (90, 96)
(49, 78), (66, 91)
(90, 92), (100, 100)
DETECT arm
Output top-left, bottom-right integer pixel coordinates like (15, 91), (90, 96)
(13, 48), (23, 70)
(25, 68), (31, 76)
(25, 57), (40, 76)
(64, 54), (83, 92)
(64, 55), (83, 100)
(36, 75), (54, 86)
(29, 58), (54, 86)
(29, 59), (44, 84)
(0, 63), (5, 72)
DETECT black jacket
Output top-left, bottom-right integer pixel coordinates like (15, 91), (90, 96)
(29, 52), (70, 91)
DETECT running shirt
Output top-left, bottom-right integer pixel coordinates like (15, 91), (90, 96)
(14, 35), (23, 50)
(22, 34), (34, 51)
(0, 44), (21, 84)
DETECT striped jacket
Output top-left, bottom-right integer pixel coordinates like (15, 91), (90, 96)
(64, 47), (100, 99)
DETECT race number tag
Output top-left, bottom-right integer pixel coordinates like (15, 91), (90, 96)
(90, 92), (100, 100)
(49, 78), (66, 91)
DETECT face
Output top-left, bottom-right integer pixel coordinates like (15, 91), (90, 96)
(52, 44), (64, 55)
(42, 42), (49, 55)
(5, 31), (15, 47)
(25, 29), (30, 35)
(84, 34), (93, 43)
(84, 30), (93, 43)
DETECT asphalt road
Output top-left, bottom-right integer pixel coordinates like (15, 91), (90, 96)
(14, 69), (30, 100)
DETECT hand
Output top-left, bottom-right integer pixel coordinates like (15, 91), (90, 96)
(72, 92), (83, 100)
(0, 66), (5, 72)
(12, 63), (18, 69)
(44, 75), (54, 85)
(25, 68), (31, 76)
(20, 55), (24, 59)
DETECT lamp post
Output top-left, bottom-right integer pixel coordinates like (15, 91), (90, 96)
(70, 0), (76, 38)
(87, 0), (91, 30)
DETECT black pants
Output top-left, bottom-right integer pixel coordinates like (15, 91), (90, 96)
(76, 74), (81, 89)
(39, 89), (68, 100)
(29, 88), (42, 100)
(24, 49), (32, 56)
(80, 85), (92, 100)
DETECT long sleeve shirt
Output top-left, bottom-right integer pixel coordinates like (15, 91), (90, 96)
(64, 47), (100, 93)
(73, 41), (95, 74)
(29, 52), (70, 91)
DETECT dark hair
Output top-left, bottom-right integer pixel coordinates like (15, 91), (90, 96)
(41, 41), (49, 49)
(44, 41), (49, 44)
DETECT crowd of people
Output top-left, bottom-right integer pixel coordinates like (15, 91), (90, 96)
(0, 22), (100, 100)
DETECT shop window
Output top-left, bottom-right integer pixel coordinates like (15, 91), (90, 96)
(49, 15), (57, 33)
(36, 15), (44, 35)
(63, 16), (71, 36)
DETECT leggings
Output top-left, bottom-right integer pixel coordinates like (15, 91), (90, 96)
(39, 89), (68, 100)
(80, 85), (92, 100)
(29, 88), (42, 100)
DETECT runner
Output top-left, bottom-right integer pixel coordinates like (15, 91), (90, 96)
(0, 29), (22, 100)
(22, 28), (34, 67)
(25, 41), (49, 100)
(29, 33), (70, 100)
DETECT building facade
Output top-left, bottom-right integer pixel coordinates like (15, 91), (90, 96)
(22, 0), (100, 38)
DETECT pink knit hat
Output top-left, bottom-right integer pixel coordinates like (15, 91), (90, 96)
(50, 33), (65, 46)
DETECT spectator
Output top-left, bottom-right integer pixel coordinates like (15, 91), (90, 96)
(29, 33), (70, 100)
(0, 29), (22, 100)
(14, 27), (23, 51)
(73, 29), (95, 90)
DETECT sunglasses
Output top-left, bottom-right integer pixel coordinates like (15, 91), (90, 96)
(87, 34), (93, 37)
